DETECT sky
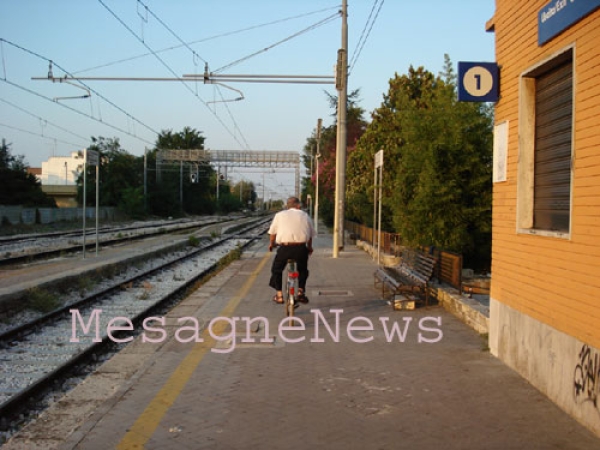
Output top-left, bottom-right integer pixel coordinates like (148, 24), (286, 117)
(0, 1), (495, 199)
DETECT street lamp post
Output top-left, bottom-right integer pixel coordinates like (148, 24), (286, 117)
(314, 118), (322, 234)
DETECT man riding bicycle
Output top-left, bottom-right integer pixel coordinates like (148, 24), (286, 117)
(268, 196), (315, 305)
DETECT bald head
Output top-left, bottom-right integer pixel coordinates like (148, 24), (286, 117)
(286, 197), (301, 209)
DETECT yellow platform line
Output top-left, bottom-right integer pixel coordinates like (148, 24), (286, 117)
(117, 250), (271, 449)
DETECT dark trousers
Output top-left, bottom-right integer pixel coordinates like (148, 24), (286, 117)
(269, 245), (309, 292)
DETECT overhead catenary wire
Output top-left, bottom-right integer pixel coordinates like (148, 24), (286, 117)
(0, 96), (90, 142)
(97, 0), (250, 151)
(213, 84), (250, 149)
(0, 38), (159, 144)
(135, 0), (208, 66)
(348, 0), (385, 76)
(1, 76), (154, 146)
(72, 5), (341, 75)
(0, 121), (87, 149)
(0, 39), (7, 80)
(213, 12), (340, 74)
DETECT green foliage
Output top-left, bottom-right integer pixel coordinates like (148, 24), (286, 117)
(156, 126), (206, 150)
(232, 180), (257, 210)
(27, 287), (61, 313)
(217, 245), (243, 269)
(119, 186), (145, 219)
(77, 137), (142, 209)
(346, 56), (493, 269)
(0, 139), (56, 207)
(73, 127), (236, 218)
(217, 191), (242, 213)
(303, 89), (368, 227)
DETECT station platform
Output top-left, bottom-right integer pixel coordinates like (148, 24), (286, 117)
(0, 219), (230, 306)
(4, 229), (600, 449)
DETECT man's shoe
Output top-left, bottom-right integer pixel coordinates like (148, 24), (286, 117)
(297, 291), (309, 304)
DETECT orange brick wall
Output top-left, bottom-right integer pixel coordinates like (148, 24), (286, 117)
(491, 1), (600, 348)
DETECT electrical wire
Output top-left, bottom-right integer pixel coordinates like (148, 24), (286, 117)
(98, 0), (249, 150)
(213, 12), (340, 74)
(135, 0), (208, 65)
(349, 0), (379, 69)
(214, 85), (250, 149)
(0, 96), (90, 142)
(1, 77), (154, 145)
(0, 38), (159, 141)
(133, 0), (250, 150)
(72, 5), (341, 75)
(348, 0), (385, 76)
(0, 39), (7, 80)
(0, 122), (87, 149)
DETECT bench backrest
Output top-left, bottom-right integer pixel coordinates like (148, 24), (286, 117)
(400, 248), (436, 284)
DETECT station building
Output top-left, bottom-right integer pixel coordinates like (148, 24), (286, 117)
(486, 0), (600, 436)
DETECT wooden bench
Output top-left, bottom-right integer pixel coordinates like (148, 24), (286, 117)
(374, 248), (437, 308)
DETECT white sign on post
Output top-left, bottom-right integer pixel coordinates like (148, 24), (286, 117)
(374, 149), (384, 265)
(375, 149), (383, 168)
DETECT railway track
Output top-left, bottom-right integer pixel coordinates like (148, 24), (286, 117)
(0, 217), (270, 428)
(0, 215), (239, 266)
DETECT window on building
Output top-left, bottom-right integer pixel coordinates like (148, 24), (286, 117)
(517, 48), (573, 235)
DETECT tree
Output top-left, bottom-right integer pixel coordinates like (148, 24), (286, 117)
(156, 126), (206, 150)
(153, 127), (217, 215)
(302, 89), (368, 226)
(77, 137), (146, 217)
(346, 57), (493, 269)
(0, 139), (56, 207)
(232, 180), (257, 210)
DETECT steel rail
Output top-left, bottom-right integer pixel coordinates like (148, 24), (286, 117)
(0, 218), (270, 420)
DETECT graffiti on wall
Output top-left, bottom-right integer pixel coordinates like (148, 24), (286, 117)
(573, 344), (600, 410)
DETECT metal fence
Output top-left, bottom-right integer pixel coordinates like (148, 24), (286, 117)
(345, 221), (463, 290)
(345, 221), (402, 256)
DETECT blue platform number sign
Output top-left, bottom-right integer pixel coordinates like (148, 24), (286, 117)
(458, 62), (499, 103)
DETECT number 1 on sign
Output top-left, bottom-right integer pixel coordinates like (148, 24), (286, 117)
(463, 67), (493, 97)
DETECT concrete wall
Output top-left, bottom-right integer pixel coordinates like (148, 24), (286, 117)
(490, 298), (600, 436)
(0, 206), (120, 226)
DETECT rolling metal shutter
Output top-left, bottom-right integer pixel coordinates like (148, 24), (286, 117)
(533, 58), (572, 232)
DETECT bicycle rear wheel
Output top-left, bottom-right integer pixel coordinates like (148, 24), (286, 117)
(286, 295), (295, 318)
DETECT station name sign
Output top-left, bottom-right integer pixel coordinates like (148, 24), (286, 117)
(538, 0), (600, 45)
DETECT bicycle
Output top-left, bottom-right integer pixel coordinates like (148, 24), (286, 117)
(284, 259), (299, 323)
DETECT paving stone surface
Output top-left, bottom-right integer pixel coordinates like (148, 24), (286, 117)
(6, 231), (600, 449)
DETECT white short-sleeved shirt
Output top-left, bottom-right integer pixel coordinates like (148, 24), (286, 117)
(268, 209), (315, 244)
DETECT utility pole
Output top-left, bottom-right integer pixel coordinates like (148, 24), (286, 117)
(143, 148), (147, 213)
(180, 160), (184, 213)
(333, 0), (348, 258)
(314, 118), (322, 234)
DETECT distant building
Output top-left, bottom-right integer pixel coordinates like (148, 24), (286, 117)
(41, 151), (84, 185)
(40, 151), (83, 207)
(487, 0), (600, 437)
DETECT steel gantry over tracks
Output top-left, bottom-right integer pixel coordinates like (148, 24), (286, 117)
(157, 149), (301, 197)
